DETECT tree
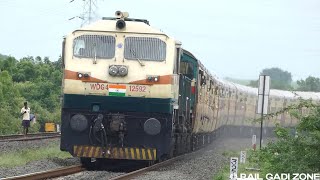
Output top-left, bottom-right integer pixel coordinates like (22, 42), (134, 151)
(44, 57), (51, 65)
(0, 56), (17, 74)
(296, 76), (320, 92)
(13, 60), (36, 82)
(35, 56), (43, 64)
(248, 79), (258, 87)
(0, 54), (63, 135)
(248, 67), (292, 90)
(0, 53), (8, 60)
(0, 71), (17, 101)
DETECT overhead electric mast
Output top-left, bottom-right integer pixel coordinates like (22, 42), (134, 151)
(69, 0), (102, 27)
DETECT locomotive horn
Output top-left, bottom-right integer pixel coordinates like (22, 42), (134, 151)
(115, 10), (122, 18)
(122, 12), (129, 18)
(115, 11), (129, 18)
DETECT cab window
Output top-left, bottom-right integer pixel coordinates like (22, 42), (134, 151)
(73, 35), (115, 59)
(180, 61), (194, 79)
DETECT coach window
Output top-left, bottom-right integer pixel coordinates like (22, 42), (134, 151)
(208, 80), (213, 92)
(199, 70), (206, 86)
(73, 35), (115, 59)
(215, 87), (219, 95)
(124, 37), (166, 61)
(220, 89), (224, 97)
(210, 80), (214, 93)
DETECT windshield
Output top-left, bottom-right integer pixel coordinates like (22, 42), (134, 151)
(73, 35), (115, 59)
(124, 37), (166, 61)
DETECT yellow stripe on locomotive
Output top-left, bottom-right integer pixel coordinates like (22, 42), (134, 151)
(73, 145), (157, 160)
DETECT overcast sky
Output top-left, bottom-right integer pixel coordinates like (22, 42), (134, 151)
(0, 0), (319, 80)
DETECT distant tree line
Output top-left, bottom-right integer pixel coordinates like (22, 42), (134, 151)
(0, 54), (62, 135)
(248, 67), (320, 92)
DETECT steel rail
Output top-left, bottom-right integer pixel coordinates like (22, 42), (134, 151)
(2, 165), (85, 180)
(0, 132), (60, 139)
(0, 132), (61, 142)
(110, 154), (187, 180)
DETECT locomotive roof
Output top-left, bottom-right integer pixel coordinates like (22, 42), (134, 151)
(73, 19), (167, 36)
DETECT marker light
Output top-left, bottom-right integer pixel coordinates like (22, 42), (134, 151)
(78, 73), (83, 78)
(147, 76), (160, 82)
(84, 73), (89, 78)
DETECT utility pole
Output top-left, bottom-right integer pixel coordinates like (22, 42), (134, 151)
(69, 0), (101, 27)
(257, 75), (270, 149)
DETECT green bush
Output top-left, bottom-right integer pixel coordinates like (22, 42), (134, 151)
(249, 100), (320, 176)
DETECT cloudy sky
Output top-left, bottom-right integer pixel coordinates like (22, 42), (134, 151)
(0, 0), (319, 80)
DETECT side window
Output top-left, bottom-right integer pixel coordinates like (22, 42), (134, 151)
(174, 48), (181, 74)
(199, 70), (206, 86)
(209, 80), (214, 93)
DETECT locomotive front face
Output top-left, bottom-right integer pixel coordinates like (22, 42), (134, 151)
(60, 15), (180, 161)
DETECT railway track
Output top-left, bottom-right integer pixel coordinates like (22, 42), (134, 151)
(2, 165), (84, 180)
(0, 132), (61, 142)
(2, 154), (186, 180)
(110, 154), (187, 180)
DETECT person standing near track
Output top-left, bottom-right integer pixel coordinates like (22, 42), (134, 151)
(21, 102), (31, 135)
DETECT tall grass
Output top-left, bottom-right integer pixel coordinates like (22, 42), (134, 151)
(0, 142), (71, 167)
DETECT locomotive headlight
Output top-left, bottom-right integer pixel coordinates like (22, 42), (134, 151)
(116, 19), (126, 30)
(118, 66), (128, 76)
(70, 114), (88, 132)
(109, 65), (119, 76)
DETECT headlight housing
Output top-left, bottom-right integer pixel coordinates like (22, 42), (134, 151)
(144, 118), (161, 135)
(118, 66), (128, 76)
(109, 65), (119, 76)
(70, 114), (88, 132)
(109, 65), (128, 77)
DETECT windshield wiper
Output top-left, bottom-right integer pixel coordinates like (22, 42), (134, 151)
(130, 49), (145, 66)
(93, 43), (97, 64)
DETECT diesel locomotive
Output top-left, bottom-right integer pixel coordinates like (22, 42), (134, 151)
(60, 11), (320, 166)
